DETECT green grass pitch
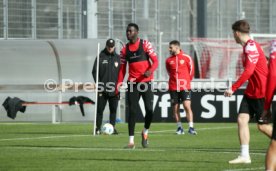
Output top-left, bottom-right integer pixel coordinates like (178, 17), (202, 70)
(0, 122), (270, 171)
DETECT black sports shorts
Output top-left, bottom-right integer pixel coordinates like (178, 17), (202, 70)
(239, 95), (265, 124)
(169, 90), (191, 105)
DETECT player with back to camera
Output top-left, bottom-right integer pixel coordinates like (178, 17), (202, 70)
(224, 20), (273, 164)
(165, 40), (197, 135)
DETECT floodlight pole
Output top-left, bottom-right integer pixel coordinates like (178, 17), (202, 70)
(93, 43), (100, 136)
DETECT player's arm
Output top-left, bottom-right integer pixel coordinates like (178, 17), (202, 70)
(165, 59), (170, 75)
(144, 40), (158, 77)
(92, 57), (97, 82)
(116, 47), (127, 94)
(185, 55), (194, 80)
(264, 51), (276, 110)
(231, 53), (258, 93)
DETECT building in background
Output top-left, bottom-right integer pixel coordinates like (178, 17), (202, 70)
(1, 0), (276, 80)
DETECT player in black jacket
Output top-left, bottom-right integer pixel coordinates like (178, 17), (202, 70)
(92, 39), (120, 135)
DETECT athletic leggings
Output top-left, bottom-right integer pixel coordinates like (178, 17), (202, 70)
(127, 82), (153, 136)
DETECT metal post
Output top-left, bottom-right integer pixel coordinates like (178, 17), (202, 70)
(155, 0), (158, 44)
(155, 0), (160, 79)
(159, 32), (163, 80)
(255, 0), (259, 32)
(31, 0), (36, 39)
(81, 0), (87, 38)
(108, 0), (113, 38)
(269, 0), (272, 33)
(197, 0), (206, 37)
(177, 0), (181, 41)
(93, 43), (100, 136)
(189, 0), (195, 38)
(132, 0), (136, 22)
(52, 105), (56, 124)
(58, 0), (63, 39)
(3, 0), (8, 39)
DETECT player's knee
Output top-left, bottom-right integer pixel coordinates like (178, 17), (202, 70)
(237, 116), (247, 125)
(183, 103), (191, 111)
(257, 123), (266, 132)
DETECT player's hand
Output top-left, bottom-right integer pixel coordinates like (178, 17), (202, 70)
(224, 89), (233, 97)
(144, 70), (151, 77)
(259, 110), (272, 124)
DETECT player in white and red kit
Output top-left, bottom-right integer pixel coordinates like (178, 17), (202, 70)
(224, 20), (273, 164)
(116, 23), (158, 149)
(264, 40), (276, 171)
(166, 40), (197, 135)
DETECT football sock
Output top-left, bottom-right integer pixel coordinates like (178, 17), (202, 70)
(189, 122), (194, 128)
(177, 122), (182, 128)
(241, 145), (249, 157)
(143, 128), (148, 135)
(129, 136), (134, 144)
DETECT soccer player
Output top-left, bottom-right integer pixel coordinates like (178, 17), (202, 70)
(264, 40), (276, 171)
(116, 23), (158, 149)
(92, 39), (120, 135)
(165, 40), (197, 135)
(224, 20), (273, 164)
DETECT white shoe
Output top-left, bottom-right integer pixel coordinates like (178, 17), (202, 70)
(176, 127), (184, 135)
(229, 156), (251, 164)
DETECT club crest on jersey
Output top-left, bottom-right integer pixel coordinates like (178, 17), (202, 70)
(180, 60), (184, 64)
(114, 62), (119, 67)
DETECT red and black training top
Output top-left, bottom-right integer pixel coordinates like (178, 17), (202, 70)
(116, 38), (158, 90)
(231, 39), (268, 99)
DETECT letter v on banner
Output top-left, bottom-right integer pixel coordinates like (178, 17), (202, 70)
(138, 95), (159, 117)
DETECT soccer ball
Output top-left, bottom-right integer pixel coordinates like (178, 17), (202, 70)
(101, 123), (114, 135)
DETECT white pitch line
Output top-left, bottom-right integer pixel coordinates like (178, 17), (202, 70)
(2, 146), (265, 156)
(0, 135), (90, 141)
(223, 167), (264, 171)
(0, 126), (236, 142)
(147, 126), (236, 134)
(3, 146), (165, 152)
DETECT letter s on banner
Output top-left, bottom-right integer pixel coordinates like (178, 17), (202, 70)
(201, 94), (216, 119)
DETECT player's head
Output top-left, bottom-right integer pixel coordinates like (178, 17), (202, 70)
(232, 20), (250, 44)
(105, 38), (115, 53)
(169, 40), (181, 55)
(126, 23), (139, 41)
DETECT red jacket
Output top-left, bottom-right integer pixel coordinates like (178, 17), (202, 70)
(264, 40), (276, 109)
(166, 50), (194, 91)
(231, 39), (268, 98)
(116, 38), (158, 90)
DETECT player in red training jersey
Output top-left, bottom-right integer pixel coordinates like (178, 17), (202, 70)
(166, 40), (197, 135)
(224, 20), (272, 164)
(116, 23), (158, 149)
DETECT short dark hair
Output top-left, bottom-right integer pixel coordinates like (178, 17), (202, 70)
(232, 20), (250, 33)
(169, 40), (180, 46)
(127, 23), (139, 31)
